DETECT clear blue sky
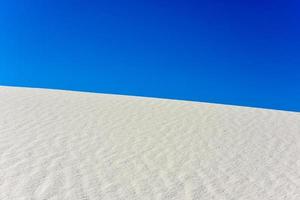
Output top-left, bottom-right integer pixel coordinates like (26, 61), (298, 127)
(1, 0), (300, 112)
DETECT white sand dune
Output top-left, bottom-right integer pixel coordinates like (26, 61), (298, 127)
(0, 86), (299, 200)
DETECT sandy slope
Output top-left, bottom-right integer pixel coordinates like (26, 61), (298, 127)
(0, 86), (299, 200)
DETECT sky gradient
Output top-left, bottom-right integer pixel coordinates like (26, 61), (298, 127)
(1, 0), (300, 112)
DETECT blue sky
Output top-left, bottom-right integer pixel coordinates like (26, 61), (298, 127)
(0, 0), (300, 112)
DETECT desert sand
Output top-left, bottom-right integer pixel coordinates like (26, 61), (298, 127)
(0, 86), (299, 200)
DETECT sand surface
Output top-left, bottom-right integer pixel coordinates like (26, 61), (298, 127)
(0, 86), (299, 200)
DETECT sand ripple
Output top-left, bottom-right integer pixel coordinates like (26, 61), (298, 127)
(0, 86), (299, 199)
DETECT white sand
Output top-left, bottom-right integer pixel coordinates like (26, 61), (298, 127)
(0, 86), (299, 200)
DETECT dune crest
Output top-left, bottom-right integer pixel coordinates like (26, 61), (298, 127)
(0, 86), (299, 200)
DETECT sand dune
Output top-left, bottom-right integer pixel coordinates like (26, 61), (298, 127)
(0, 86), (299, 200)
